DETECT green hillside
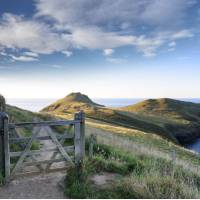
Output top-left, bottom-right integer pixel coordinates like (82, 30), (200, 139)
(42, 93), (200, 144)
(121, 98), (200, 144)
(42, 93), (176, 142)
(121, 98), (200, 123)
(6, 104), (53, 123)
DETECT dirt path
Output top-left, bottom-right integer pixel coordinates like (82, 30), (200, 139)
(0, 172), (66, 199)
(0, 126), (67, 199)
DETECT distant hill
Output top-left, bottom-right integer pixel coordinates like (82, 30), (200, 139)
(120, 98), (200, 144)
(42, 93), (183, 143)
(42, 92), (104, 113)
(121, 98), (200, 123)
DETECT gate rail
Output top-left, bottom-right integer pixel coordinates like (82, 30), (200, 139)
(0, 111), (85, 184)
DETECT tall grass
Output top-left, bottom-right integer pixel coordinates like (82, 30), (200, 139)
(86, 125), (200, 174)
(64, 141), (200, 198)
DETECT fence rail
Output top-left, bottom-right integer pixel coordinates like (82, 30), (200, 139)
(9, 120), (80, 129)
(0, 96), (85, 184)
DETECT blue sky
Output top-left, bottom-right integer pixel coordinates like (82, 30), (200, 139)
(0, 0), (200, 98)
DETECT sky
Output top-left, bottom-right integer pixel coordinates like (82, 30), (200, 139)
(0, 0), (200, 99)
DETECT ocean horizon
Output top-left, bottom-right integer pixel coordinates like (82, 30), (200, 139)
(6, 98), (200, 112)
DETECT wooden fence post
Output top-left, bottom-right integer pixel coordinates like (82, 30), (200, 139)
(89, 134), (96, 159)
(3, 114), (10, 183)
(171, 149), (176, 177)
(74, 111), (85, 175)
(0, 95), (6, 112)
(0, 95), (10, 183)
(0, 95), (5, 181)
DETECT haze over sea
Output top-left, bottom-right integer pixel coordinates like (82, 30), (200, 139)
(6, 98), (200, 112)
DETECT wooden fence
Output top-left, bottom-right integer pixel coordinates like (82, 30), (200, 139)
(0, 96), (85, 183)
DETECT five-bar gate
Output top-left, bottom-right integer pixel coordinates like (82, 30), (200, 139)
(0, 111), (85, 183)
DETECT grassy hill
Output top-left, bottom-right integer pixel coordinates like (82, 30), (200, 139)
(41, 93), (200, 144)
(120, 98), (200, 144)
(42, 93), (177, 142)
(6, 104), (55, 123)
(121, 98), (200, 123)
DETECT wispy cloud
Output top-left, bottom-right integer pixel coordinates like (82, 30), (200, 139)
(168, 41), (176, 47)
(171, 29), (194, 39)
(106, 57), (126, 64)
(62, 50), (73, 57)
(10, 55), (38, 62)
(51, 64), (63, 69)
(103, 49), (114, 56)
(36, 0), (195, 29)
(24, 52), (39, 57)
(0, 13), (69, 54)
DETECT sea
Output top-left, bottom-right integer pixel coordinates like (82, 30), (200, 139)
(6, 98), (200, 112)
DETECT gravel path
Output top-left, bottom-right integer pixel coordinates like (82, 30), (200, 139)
(0, 172), (66, 199)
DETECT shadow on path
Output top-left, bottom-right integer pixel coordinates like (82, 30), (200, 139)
(0, 172), (66, 199)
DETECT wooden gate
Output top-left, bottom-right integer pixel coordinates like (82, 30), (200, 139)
(0, 111), (85, 183)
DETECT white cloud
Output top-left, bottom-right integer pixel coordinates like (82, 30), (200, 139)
(62, 50), (73, 57)
(0, 0), (196, 60)
(140, 0), (189, 26)
(51, 64), (63, 69)
(103, 49), (114, 56)
(71, 27), (135, 49)
(10, 55), (38, 62)
(167, 41), (176, 52)
(171, 29), (194, 39)
(0, 13), (70, 54)
(168, 41), (176, 47)
(36, 0), (194, 29)
(24, 52), (39, 57)
(0, 51), (7, 56)
(35, 0), (195, 57)
(106, 57), (126, 64)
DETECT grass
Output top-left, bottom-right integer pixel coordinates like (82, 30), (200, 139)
(64, 141), (200, 198)
(53, 112), (200, 171)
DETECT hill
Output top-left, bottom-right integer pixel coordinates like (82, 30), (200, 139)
(6, 104), (53, 123)
(42, 93), (187, 143)
(121, 98), (200, 123)
(42, 92), (104, 113)
(120, 98), (200, 144)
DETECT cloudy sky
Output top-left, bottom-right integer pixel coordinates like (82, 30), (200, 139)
(0, 0), (200, 98)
